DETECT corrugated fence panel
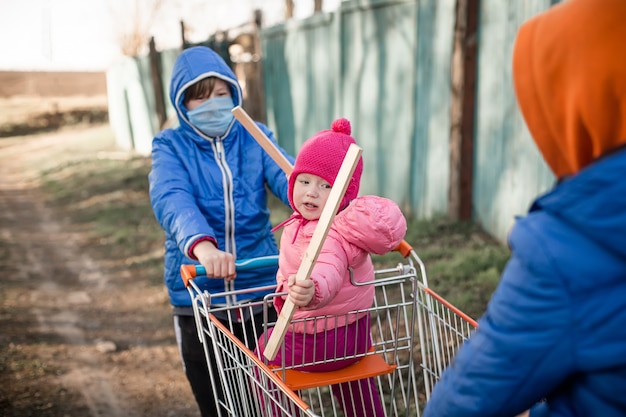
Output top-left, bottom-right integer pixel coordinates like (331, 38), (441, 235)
(262, 13), (338, 157)
(133, 55), (160, 154)
(340, 0), (420, 208)
(473, 0), (555, 241)
(263, 0), (455, 213)
(263, 27), (297, 157)
(160, 48), (181, 127)
(106, 55), (157, 155)
(411, 0), (456, 216)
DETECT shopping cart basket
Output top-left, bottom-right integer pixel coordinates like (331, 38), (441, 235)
(181, 240), (478, 416)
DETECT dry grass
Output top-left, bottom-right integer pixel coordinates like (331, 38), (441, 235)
(0, 96), (109, 138)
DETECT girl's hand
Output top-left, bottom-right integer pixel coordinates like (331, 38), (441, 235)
(287, 275), (315, 307)
(193, 241), (236, 281)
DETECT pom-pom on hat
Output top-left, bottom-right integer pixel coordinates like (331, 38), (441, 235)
(288, 118), (364, 214)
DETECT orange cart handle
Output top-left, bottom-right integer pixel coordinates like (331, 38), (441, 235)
(393, 240), (413, 258)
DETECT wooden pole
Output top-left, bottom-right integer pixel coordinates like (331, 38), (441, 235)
(448, 0), (479, 221)
(148, 36), (167, 130)
(232, 106), (293, 175)
(263, 144), (363, 361)
(180, 20), (187, 49)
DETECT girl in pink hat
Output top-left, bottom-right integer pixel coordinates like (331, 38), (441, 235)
(257, 118), (407, 417)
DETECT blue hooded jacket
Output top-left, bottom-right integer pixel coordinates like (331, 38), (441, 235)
(148, 46), (294, 309)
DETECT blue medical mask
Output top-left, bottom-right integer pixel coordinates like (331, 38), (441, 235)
(187, 96), (235, 138)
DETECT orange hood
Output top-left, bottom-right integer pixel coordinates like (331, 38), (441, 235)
(512, 0), (626, 178)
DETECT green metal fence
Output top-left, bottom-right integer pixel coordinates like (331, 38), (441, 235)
(261, 0), (556, 242)
(107, 0), (559, 243)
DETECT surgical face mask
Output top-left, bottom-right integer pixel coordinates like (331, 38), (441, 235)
(187, 96), (235, 138)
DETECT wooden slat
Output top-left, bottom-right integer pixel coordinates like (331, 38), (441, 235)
(232, 106), (293, 175)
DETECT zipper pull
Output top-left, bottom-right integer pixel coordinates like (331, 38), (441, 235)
(216, 140), (224, 160)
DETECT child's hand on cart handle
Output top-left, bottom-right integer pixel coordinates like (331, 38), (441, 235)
(193, 240), (236, 281)
(287, 275), (315, 307)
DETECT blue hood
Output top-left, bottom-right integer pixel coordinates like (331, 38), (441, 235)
(169, 46), (242, 138)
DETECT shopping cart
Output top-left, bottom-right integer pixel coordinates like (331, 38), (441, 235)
(181, 240), (478, 416)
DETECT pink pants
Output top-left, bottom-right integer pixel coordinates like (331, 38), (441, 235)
(257, 314), (385, 417)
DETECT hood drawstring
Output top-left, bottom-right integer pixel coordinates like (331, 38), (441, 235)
(271, 213), (309, 244)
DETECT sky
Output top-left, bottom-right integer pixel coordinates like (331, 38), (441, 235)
(0, 0), (340, 72)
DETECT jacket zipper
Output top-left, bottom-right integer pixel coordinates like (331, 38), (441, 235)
(215, 138), (237, 297)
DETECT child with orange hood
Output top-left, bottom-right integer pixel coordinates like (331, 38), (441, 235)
(424, 0), (626, 416)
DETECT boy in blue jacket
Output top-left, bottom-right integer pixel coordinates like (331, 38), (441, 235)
(424, 0), (626, 416)
(148, 46), (294, 417)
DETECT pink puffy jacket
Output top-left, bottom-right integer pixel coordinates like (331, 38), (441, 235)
(274, 195), (407, 333)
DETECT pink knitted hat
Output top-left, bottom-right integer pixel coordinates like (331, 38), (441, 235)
(288, 118), (364, 214)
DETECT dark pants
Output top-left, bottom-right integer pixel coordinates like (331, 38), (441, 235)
(177, 307), (276, 417)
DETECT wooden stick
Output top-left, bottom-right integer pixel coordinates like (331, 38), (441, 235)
(232, 106), (293, 176)
(263, 143), (363, 360)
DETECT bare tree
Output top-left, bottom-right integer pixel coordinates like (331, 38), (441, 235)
(108, 0), (167, 56)
(286, 0), (324, 18)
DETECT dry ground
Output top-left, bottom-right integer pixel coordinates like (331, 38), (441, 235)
(0, 98), (201, 416)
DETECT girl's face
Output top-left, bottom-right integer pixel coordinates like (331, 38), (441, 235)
(186, 78), (231, 110)
(292, 173), (332, 221)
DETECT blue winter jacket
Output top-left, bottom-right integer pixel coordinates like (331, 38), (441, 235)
(148, 46), (294, 309)
(423, 147), (626, 416)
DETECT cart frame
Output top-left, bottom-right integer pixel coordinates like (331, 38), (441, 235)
(182, 241), (478, 416)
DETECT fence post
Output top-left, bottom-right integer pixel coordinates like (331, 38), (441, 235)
(149, 36), (167, 130)
(448, 0), (479, 221)
(180, 20), (187, 49)
(250, 9), (266, 123)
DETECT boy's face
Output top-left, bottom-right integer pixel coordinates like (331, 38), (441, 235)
(186, 78), (231, 110)
(292, 173), (332, 221)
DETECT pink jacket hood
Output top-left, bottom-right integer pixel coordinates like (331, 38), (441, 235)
(274, 195), (407, 333)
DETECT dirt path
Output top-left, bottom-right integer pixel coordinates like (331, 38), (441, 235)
(0, 126), (200, 417)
